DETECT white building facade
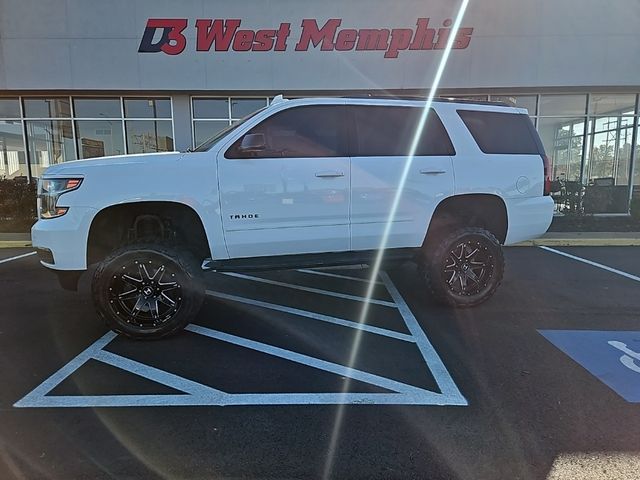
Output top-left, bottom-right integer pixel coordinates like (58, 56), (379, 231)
(1, 0), (639, 213)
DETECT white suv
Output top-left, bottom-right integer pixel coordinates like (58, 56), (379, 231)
(32, 96), (554, 338)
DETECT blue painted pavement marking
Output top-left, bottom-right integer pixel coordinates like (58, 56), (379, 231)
(539, 330), (640, 403)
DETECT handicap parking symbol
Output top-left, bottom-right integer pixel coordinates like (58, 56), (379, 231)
(539, 330), (640, 403)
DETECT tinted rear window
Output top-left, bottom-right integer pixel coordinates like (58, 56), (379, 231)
(352, 106), (455, 156)
(458, 110), (541, 154)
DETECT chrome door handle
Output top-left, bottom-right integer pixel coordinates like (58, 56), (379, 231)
(315, 171), (345, 178)
(419, 170), (447, 175)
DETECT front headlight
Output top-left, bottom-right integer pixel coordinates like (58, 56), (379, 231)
(38, 178), (83, 219)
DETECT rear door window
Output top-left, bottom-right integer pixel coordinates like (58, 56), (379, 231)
(225, 105), (347, 159)
(350, 106), (455, 156)
(457, 110), (541, 154)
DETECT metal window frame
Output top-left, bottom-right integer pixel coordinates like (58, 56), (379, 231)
(627, 94), (639, 207)
(121, 96), (175, 154)
(15, 94), (176, 170)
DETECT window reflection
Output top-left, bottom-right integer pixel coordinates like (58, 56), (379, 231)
(538, 117), (585, 182)
(75, 120), (125, 159)
(193, 99), (229, 119)
(586, 117), (634, 185)
(23, 98), (71, 118)
(124, 99), (171, 119)
(194, 120), (230, 147)
(0, 121), (28, 179)
(73, 98), (122, 118)
(539, 94), (587, 116)
(0, 98), (21, 118)
(590, 94), (636, 116)
(230, 98), (268, 119)
(125, 120), (173, 154)
(25, 120), (75, 178)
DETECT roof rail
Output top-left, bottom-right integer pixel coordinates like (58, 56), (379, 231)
(340, 94), (510, 107)
(434, 97), (511, 107)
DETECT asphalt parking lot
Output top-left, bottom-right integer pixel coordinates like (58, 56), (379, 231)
(1, 246), (639, 479)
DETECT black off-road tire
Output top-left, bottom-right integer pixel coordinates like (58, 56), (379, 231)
(421, 227), (504, 308)
(92, 243), (204, 339)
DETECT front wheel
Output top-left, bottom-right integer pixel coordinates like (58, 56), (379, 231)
(92, 244), (204, 339)
(421, 227), (504, 308)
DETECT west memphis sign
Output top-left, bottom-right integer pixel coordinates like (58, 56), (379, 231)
(138, 18), (474, 59)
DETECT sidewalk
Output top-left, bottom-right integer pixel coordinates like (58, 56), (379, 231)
(0, 233), (31, 248)
(2, 232), (640, 248)
(514, 232), (640, 247)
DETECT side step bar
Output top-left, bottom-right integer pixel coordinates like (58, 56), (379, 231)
(201, 248), (419, 273)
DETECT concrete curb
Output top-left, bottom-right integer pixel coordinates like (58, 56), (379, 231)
(0, 241), (32, 248)
(513, 238), (640, 247)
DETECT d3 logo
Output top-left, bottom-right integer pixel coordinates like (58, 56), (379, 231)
(138, 19), (188, 55)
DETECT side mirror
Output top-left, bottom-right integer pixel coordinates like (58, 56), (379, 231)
(238, 133), (266, 153)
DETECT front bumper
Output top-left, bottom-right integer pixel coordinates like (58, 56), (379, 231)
(31, 206), (97, 271)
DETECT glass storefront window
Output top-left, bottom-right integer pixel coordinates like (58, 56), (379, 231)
(75, 120), (125, 159)
(590, 94), (637, 116)
(580, 115), (634, 213)
(193, 99), (229, 119)
(25, 120), (75, 178)
(538, 117), (585, 182)
(491, 95), (537, 115)
(73, 98), (122, 118)
(193, 120), (231, 147)
(23, 98), (71, 118)
(0, 98), (21, 118)
(125, 120), (173, 154)
(0, 121), (28, 179)
(539, 94), (587, 116)
(633, 117), (640, 187)
(585, 117), (633, 185)
(230, 98), (268, 119)
(191, 97), (268, 148)
(124, 98), (171, 119)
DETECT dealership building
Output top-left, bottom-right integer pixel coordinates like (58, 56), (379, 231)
(0, 0), (639, 214)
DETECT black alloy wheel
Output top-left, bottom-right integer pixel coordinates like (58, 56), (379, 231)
(442, 238), (496, 297)
(423, 227), (504, 307)
(107, 259), (183, 328)
(92, 244), (204, 339)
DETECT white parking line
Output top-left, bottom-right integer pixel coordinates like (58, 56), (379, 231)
(222, 272), (397, 307)
(186, 324), (428, 395)
(206, 290), (415, 342)
(15, 269), (466, 408)
(540, 246), (640, 283)
(379, 272), (466, 403)
(0, 251), (36, 265)
(93, 350), (226, 398)
(14, 331), (118, 407)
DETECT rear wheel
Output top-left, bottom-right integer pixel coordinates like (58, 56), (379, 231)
(422, 227), (504, 308)
(92, 243), (204, 339)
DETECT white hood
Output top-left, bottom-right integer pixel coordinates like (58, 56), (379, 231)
(41, 152), (184, 176)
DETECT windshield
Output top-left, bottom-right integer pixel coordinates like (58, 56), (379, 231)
(192, 107), (266, 152)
